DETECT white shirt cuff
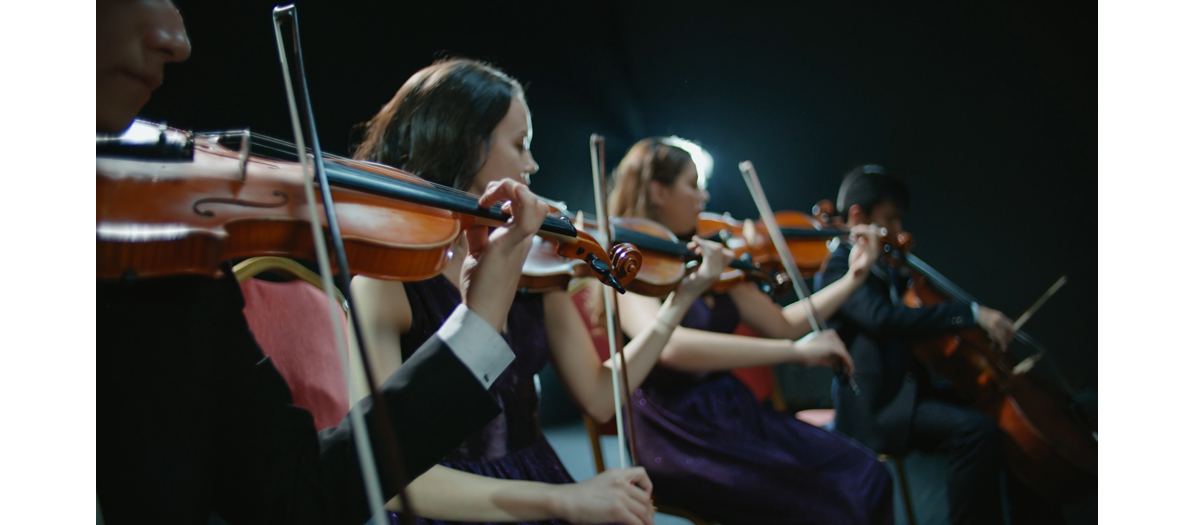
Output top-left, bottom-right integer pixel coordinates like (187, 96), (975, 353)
(971, 302), (980, 324)
(436, 304), (514, 390)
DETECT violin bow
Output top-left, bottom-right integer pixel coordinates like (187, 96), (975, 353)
(738, 161), (860, 395)
(590, 134), (638, 466)
(272, 6), (413, 523)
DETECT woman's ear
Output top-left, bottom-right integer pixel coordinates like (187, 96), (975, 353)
(648, 180), (669, 207)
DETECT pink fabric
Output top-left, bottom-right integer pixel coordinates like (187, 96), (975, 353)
(240, 279), (350, 431)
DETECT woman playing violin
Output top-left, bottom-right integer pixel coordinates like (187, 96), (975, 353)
(349, 58), (731, 525)
(610, 138), (894, 525)
(97, 2), (553, 523)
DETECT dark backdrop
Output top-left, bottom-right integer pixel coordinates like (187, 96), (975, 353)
(146, 0), (1095, 392)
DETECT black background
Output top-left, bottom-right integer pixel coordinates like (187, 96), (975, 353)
(146, 0), (1095, 392)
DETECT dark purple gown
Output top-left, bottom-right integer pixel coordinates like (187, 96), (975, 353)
(631, 293), (895, 525)
(391, 275), (574, 525)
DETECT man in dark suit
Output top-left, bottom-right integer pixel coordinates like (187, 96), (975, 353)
(814, 165), (1017, 525)
(97, 1), (553, 523)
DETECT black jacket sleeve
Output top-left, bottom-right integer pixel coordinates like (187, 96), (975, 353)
(817, 243), (974, 338)
(316, 335), (501, 523)
(98, 271), (501, 525)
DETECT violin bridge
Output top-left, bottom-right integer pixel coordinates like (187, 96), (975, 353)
(238, 128), (252, 181)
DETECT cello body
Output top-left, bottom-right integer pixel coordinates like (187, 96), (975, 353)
(904, 272), (1098, 502)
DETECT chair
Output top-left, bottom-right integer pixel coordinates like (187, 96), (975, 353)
(569, 280), (718, 525)
(234, 256), (352, 431)
(794, 409), (918, 525)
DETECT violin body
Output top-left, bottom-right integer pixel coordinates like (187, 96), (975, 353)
(98, 122), (640, 290)
(523, 215), (690, 296)
(98, 127), (460, 281)
(905, 273), (1098, 502)
(698, 210), (834, 278)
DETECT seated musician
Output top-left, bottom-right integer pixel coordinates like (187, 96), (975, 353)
(610, 138), (895, 525)
(97, 2), (550, 523)
(349, 58), (731, 525)
(814, 165), (1017, 525)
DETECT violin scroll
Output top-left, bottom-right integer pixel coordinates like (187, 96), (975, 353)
(811, 199), (845, 229)
(553, 229), (637, 294)
(608, 242), (642, 288)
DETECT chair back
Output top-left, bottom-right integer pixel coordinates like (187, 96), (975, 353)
(235, 257), (351, 432)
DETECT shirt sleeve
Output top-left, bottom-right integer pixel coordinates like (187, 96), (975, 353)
(436, 304), (514, 389)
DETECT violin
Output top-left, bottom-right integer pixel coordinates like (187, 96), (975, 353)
(814, 200), (1098, 501)
(697, 210), (839, 278)
(96, 121), (640, 293)
(520, 205), (786, 296)
(698, 206), (903, 293)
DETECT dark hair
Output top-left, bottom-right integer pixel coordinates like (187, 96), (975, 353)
(608, 137), (696, 219)
(352, 58), (525, 191)
(836, 164), (910, 219)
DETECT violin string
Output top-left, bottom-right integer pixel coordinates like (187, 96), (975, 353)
(244, 133), (592, 239)
(249, 133), (503, 203)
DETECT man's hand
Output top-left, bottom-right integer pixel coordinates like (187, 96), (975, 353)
(976, 305), (1015, 350)
(460, 179), (550, 331)
(551, 467), (655, 525)
(847, 223), (884, 282)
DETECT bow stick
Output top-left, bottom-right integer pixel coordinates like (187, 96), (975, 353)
(273, 6), (413, 522)
(590, 134), (637, 466)
(739, 161), (859, 394)
(1010, 275), (1067, 375)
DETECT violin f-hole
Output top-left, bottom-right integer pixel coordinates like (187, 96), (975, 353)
(192, 190), (288, 217)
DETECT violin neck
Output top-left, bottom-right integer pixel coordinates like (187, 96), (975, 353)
(612, 228), (694, 259)
(780, 227), (841, 239)
(322, 162), (579, 239)
(214, 130), (580, 239)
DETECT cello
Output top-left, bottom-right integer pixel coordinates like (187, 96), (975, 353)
(813, 199), (1098, 502)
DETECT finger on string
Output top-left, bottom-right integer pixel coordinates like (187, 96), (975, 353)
(478, 179), (519, 208)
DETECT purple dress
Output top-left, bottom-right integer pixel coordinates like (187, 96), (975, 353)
(392, 275), (574, 525)
(631, 293), (895, 525)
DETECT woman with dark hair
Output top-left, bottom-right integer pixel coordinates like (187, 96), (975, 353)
(350, 59), (732, 525)
(610, 137), (896, 525)
(96, 3), (556, 524)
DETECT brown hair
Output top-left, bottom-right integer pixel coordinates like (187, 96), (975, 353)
(589, 138), (698, 328)
(352, 58), (525, 191)
(608, 138), (696, 220)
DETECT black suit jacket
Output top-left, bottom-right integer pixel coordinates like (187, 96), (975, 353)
(98, 268), (501, 524)
(815, 242), (974, 453)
